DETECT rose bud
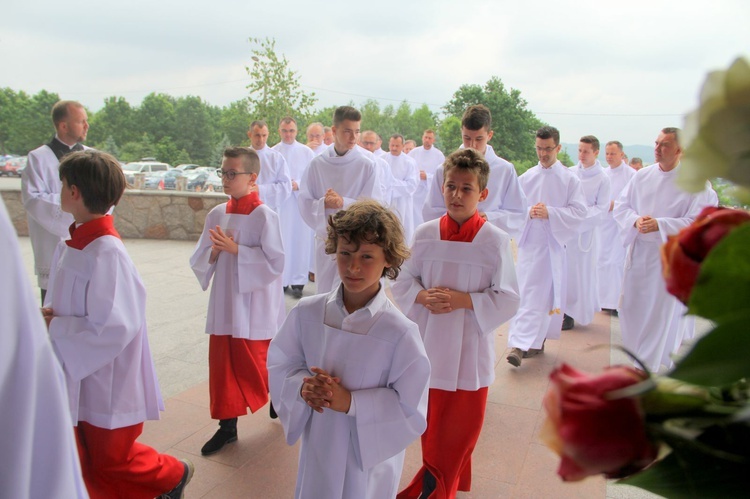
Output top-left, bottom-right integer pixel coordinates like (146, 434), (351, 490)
(661, 206), (750, 304)
(541, 364), (658, 482)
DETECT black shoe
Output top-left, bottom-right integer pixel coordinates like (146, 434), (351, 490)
(291, 285), (303, 299)
(269, 401), (278, 419)
(420, 469), (437, 499)
(562, 314), (575, 331)
(283, 286), (290, 294)
(201, 427), (237, 456)
(159, 459), (194, 498)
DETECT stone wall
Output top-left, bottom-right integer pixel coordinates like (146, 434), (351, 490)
(1, 188), (228, 240)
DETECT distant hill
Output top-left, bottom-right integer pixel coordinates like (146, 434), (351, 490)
(561, 143), (654, 166)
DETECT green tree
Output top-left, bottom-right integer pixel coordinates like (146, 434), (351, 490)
(210, 133), (233, 167)
(97, 136), (121, 159)
(218, 99), (253, 147)
(1, 89), (60, 154)
(88, 96), (138, 146)
(443, 77), (544, 164)
(437, 115), (463, 155)
(245, 37), (318, 145)
(173, 95), (214, 164)
(138, 93), (177, 144)
(119, 133), (155, 163)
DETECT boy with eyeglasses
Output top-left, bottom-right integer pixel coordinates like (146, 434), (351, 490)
(190, 147), (286, 455)
(506, 126), (587, 367)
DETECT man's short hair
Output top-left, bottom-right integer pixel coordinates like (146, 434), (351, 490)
(249, 120), (268, 131)
(279, 116), (296, 126)
(630, 157), (643, 165)
(58, 150), (126, 215)
(332, 106), (362, 127)
(661, 127), (682, 146)
(423, 129), (435, 135)
(461, 105), (492, 132)
(390, 134), (404, 143)
(606, 140), (624, 151)
(307, 122), (324, 133)
(324, 126), (332, 133)
(225, 147), (261, 174)
(580, 135), (600, 152)
(536, 126), (561, 146)
(51, 100), (84, 126)
(405, 139), (417, 147)
(324, 199), (410, 280)
(443, 148), (490, 191)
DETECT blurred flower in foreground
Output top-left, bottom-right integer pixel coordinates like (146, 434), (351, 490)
(661, 206), (750, 304)
(541, 364), (658, 481)
(678, 57), (750, 203)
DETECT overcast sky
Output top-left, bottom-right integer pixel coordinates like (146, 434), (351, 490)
(3, 0), (748, 147)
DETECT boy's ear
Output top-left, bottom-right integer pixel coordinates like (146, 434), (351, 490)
(69, 184), (82, 201)
(249, 172), (258, 183)
(479, 188), (489, 202)
(486, 130), (494, 141)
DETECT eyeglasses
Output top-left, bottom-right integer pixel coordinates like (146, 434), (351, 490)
(535, 146), (558, 153)
(217, 169), (253, 180)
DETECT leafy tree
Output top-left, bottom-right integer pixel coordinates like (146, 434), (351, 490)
(245, 37), (318, 145)
(0, 89), (60, 154)
(88, 96), (137, 146)
(97, 136), (121, 159)
(138, 93), (177, 144)
(210, 133), (232, 167)
(437, 115), (463, 155)
(218, 99), (252, 147)
(173, 95), (213, 164)
(443, 77), (544, 164)
(119, 133), (155, 163)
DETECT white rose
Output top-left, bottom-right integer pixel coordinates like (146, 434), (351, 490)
(679, 57), (750, 202)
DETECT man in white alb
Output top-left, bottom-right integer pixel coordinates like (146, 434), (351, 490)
(382, 134), (419, 242)
(403, 139), (416, 155)
(305, 122), (329, 156)
(273, 117), (315, 298)
(613, 128), (716, 373)
(409, 129), (446, 228)
(562, 135), (611, 330)
(598, 140), (635, 313)
(247, 120), (292, 213)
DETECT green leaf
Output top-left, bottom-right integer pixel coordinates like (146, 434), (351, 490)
(619, 448), (750, 498)
(688, 224), (750, 324)
(668, 316), (750, 386)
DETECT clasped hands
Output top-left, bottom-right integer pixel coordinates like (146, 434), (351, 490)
(300, 366), (351, 414)
(635, 216), (659, 234)
(209, 226), (238, 263)
(416, 287), (471, 314)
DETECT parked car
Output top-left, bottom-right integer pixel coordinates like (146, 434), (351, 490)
(174, 163), (201, 172)
(185, 168), (223, 192)
(143, 171), (168, 189)
(122, 161), (171, 185)
(1, 156), (27, 177)
(159, 169), (187, 190)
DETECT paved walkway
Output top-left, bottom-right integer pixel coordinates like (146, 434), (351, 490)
(18, 236), (669, 498)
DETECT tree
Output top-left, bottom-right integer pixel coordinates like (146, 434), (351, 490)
(210, 133), (232, 167)
(245, 37), (317, 145)
(173, 95), (214, 164)
(443, 77), (545, 164)
(0, 89), (60, 154)
(88, 96), (138, 146)
(218, 99), (253, 147)
(119, 133), (155, 163)
(138, 93), (177, 144)
(97, 136), (121, 159)
(437, 115), (463, 155)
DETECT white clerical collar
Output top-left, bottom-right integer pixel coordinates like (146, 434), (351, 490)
(55, 134), (77, 148)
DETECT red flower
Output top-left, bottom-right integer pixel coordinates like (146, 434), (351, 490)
(661, 207), (750, 304)
(542, 364), (658, 482)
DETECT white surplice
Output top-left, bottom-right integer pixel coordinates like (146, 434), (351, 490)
(190, 203), (286, 339)
(408, 145), (446, 227)
(46, 236), (164, 429)
(268, 285), (430, 499)
(254, 145), (292, 213)
(613, 163), (716, 371)
(598, 161), (636, 309)
(310, 143), (329, 156)
(273, 140), (315, 287)
(508, 161), (587, 350)
(298, 147), (384, 294)
(392, 220), (520, 390)
(422, 145), (527, 238)
(0, 199), (88, 499)
(565, 161), (611, 325)
(382, 152), (419, 242)
(22, 143), (76, 288)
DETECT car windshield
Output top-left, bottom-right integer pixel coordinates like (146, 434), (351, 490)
(123, 163), (144, 172)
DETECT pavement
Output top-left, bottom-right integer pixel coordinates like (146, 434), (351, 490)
(16, 234), (690, 499)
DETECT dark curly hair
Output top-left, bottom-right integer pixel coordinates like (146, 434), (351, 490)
(324, 200), (410, 280)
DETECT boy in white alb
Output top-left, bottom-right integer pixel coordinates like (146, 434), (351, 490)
(269, 200), (431, 499)
(190, 147), (286, 455)
(393, 149), (520, 498)
(44, 150), (192, 499)
(298, 106), (384, 294)
(422, 105), (527, 239)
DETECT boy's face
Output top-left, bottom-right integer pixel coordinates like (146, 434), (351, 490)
(442, 169), (488, 225)
(462, 127), (493, 156)
(332, 120), (361, 152)
(578, 142), (598, 167)
(220, 156), (257, 199)
(336, 237), (390, 309)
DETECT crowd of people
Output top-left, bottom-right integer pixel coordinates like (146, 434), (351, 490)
(2, 98), (717, 498)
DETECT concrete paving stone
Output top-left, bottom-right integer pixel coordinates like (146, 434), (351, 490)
(513, 443), (605, 499)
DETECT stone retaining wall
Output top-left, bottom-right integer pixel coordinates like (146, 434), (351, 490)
(1, 188), (228, 240)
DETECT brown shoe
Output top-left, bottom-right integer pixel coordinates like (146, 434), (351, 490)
(507, 348), (523, 367)
(524, 340), (545, 358)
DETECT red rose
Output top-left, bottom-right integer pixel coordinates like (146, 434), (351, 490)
(661, 206), (750, 304)
(541, 364), (658, 482)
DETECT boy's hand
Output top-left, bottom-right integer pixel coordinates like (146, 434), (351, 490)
(417, 288), (453, 314)
(301, 367), (340, 413)
(324, 189), (343, 209)
(209, 226), (238, 255)
(310, 367), (351, 414)
(41, 307), (54, 328)
(530, 203), (549, 219)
